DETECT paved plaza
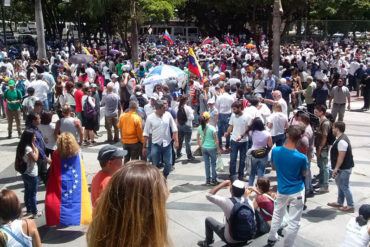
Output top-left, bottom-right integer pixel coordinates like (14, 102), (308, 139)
(0, 94), (369, 247)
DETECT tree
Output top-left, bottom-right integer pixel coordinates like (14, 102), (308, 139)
(35, 0), (46, 59)
(272, 0), (283, 76)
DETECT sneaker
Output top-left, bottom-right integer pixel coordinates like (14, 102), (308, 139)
(197, 240), (213, 247)
(211, 179), (220, 185)
(206, 181), (211, 186)
(264, 239), (277, 247)
(32, 211), (43, 219)
(315, 188), (329, 194)
(188, 156), (197, 162)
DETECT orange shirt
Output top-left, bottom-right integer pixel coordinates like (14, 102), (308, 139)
(118, 110), (144, 144)
(91, 171), (111, 208)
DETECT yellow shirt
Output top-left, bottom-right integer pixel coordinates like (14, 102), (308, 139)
(118, 111), (144, 144)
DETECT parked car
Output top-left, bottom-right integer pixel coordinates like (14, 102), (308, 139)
(0, 31), (16, 44)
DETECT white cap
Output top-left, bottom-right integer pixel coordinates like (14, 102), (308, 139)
(207, 98), (215, 104)
(280, 78), (287, 84)
(232, 180), (245, 189)
(111, 74), (119, 79)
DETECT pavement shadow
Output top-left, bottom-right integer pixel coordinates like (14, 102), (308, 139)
(303, 206), (340, 223)
(38, 225), (85, 244)
(170, 183), (210, 193)
(1, 141), (19, 146)
(0, 175), (22, 184)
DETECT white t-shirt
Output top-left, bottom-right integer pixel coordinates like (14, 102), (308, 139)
(38, 123), (57, 150)
(267, 112), (288, 136)
(338, 139), (348, 151)
(31, 80), (49, 101)
(23, 146), (38, 177)
(216, 93), (234, 114)
(143, 112), (178, 147)
(340, 218), (370, 247)
(229, 112), (252, 142)
(277, 98), (288, 117)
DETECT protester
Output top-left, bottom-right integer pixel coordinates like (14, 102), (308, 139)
(101, 82), (121, 143)
(340, 204), (370, 247)
(91, 145), (127, 208)
(45, 132), (92, 226)
(327, 121), (355, 212)
(87, 161), (170, 247)
(4, 79), (22, 138)
(54, 104), (83, 144)
(329, 78), (351, 122)
(267, 103), (288, 146)
(143, 100), (178, 178)
(118, 101), (144, 162)
(197, 112), (221, 185)
(197, 179), (255, 246)
(81, 86), (97, 146)
(247, 117), (273, 186)
(38, 111), (57, 157)
(267, 125), (308, 247)
(176, 95), (195, 160)
(22, 87), (38, 116)
(225, 101), (252, 180)
(215, 84), (234, 150)
(0, 189), (42, 247)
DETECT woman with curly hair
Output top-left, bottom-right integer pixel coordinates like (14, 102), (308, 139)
(87, 161), (170, 247)
(45, 132), (92, 226)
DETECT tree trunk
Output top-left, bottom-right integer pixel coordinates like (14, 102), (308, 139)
(35, 0), (47, 59)
(130, 0), (138, 62)
(272, 0), (282, 77)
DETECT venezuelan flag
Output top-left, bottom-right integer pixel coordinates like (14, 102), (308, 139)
(45, 151), (92, 226)
(94, 49), (101, 58)
(201, 37), (212, 46)
(163, 29), (173, 46)
(188, 48), (203, 82)
(225, 33), (232, 46)
(82, 46), (91, 55)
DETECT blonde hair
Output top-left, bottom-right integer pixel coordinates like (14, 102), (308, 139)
(87, 161), (169, 247)
(56, 132), (79, 159)
(273, 103), (282, 112)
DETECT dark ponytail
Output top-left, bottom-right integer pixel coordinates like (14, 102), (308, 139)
(200, 118), (207, 131)
(356, 215), (368, 226)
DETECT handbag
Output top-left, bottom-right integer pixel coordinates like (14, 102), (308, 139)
(194, 126), (208, 156)
(255, 210), (271, 235)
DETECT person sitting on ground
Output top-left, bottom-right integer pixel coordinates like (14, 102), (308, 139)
(0, 189), (42, 247)
(87, 161), (170, 247)
(248, 177), (276, 225)
(340, 204), (370, 247)
(91, 145), (127, 209)
(197, 179), (256, 247)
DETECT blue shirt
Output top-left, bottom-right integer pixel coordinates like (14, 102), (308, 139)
(277, 84), (292, 103)
(271, 146), (308, 194)
(266, 78), (276, 91)
(26, 126), (46, 160)
(312, 87), (328, 105)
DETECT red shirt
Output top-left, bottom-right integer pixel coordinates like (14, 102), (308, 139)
(91, 171), (111, 208)
(74, 89), (84, 112)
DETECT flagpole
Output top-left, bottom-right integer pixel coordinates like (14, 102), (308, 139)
(186, 69), (190, 105)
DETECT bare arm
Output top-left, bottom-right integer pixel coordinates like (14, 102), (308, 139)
(209, 180), (231, 195)
(213, 132), (222, 155)
(28, 144), (39, 162)
(214, 113), (218, 126)
(267, 136), (273, 148)
(74, 119), (83, 144)
(224, 125), (233, 137)
(23, 219), (42, 247)
(271, 162), (275, 171)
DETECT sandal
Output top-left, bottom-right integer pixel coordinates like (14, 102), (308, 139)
(327, 202), (342, 208)
(338, 206), (355, 212)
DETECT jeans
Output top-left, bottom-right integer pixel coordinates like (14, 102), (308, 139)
(230, 140), (248, 178)
(331, 103), (345, 122)
(248, 155), (268, 186)
(177, 124), (193, 158)
(105, 115), (119, 142)
(348, 74), (356, 91)
(192, 104), (200, 125)
(217, 114), (231, 148)
(317, 149), (329, 190)
(205, 217), (226, 244)
(364, 88), (370, 109)
(335, 168), (354, 207)
(202, 147), (217, 182)
(47, 92), (53, 110)
(21, 174), (39, 214)
(151, 143), (172, 178)
(123, 142), (143, 163)
(268, 189), (305, 247)
(0, 94), (5, 117)
(43, 99), (49, 111)
(272, 134), (285, 147)
(304, 161), (313, 193)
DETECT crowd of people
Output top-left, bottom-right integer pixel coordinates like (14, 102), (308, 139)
(0, 35), (369, 247)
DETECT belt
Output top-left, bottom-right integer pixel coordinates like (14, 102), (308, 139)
(333, 103), (345, 105)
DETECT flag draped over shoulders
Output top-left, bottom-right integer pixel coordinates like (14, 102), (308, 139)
(45, 151), (92, 226)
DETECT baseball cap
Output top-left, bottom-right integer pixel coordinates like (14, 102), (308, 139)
(90, 83), (97, 88)
(111, 73), (119, 79)
(8, 79), (15, 86)
(207, 98), (215, 104)
(98, 145), (127, 162)
(201, 112), (211, 120)
(172, 91), (182, 98)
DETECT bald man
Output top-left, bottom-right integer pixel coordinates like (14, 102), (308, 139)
(262, 90), (288, 117)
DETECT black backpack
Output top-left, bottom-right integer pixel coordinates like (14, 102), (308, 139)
(325, 120), (336, 145)
(83, 97), (97, 119)
(228, 198), (256, 241)
(135, 93), (147, 108)
(14, 152), (27, 174)
(177, 106), (187, 125)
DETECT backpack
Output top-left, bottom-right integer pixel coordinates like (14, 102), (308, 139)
(228, 198), (256, 241)
(325, 120), (336, 145)
(135, 93), (147, 108)
(16, 80), (26, 97)
(83, 96), (97, 119)
(14, 152), (27, 174)
(177, 106), (187, 125)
